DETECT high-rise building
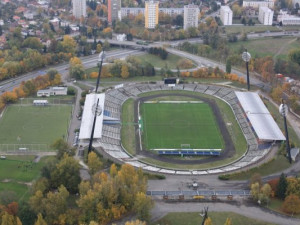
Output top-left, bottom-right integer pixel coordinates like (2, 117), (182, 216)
(258, 6), (273, 25)
(145, 0), (159, 29)
(108, 0), (121, 23)
(183, 4), (199, 30)
(72, 0), (86, 19)
(220, 6), (232, 25)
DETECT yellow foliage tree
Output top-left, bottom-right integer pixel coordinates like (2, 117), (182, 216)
(121, 64), (129, 79)
(87, 152), (102, 175)
(89, 72), (98, 79)
(125, 220), (146, 225)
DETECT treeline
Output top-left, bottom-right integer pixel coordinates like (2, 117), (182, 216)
(148, 47), (168, 60)
(0, 70), (61, 111)
(0, 140), (152, 225)
(0, 35), (77, 82)
(88, 57), (156, 80)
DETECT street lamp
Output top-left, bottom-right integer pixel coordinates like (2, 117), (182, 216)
(88, 98), (102, 153)
(242, 49), (251, 91)
(279, 99), (292, 164)
(95, 51), (105, 93)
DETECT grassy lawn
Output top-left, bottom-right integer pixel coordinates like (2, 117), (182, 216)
(141, 102), (224, 149)
(152, 212), (276, 225)
(224, 25), (279, 35)
(228, 37), (300, 59)
(0, 105), (72, 146)
(121, 99), (136, 155)
(131, 53), (196, 70)
(227, 155), (290, 180)
(0, 155), (53, 202)
(120, 90), (247, 170)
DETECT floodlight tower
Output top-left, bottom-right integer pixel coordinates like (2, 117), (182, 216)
(200, 206), (209, 225)
(279, 99), (292, 164)
(242, 49), (251, 91)
(88, 98), (102, 153)
(95, 51), (105, 93)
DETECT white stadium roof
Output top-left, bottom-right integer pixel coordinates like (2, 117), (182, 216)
(79, 93), (105, 140)
(235, 91), (285, 141)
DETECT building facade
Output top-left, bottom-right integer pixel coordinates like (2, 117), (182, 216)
(258, 7), (273, 25)
(220, 6), (233, 25)
(183, 4), (199, 30)
(108, 0), (121, 23)
(242, 0), (274, 9)
(72, 0), (86, 18)
(277, 10), (300, 25)
(37, 87), (68, 97)
(121, 7), (183, 18)
(145, 1), (159, 29)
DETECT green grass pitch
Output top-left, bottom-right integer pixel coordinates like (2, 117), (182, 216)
(141, 103), (224, 150)
(0, 105), (72, 145)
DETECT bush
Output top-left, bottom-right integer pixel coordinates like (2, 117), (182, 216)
(67, 86), (76, 95)
(218, 174), (230, 180)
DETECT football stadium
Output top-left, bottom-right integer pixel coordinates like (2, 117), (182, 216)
(78, 82), (286, 175)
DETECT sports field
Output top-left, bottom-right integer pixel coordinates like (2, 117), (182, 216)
(141, 102), (224, 150)
(0, 105), (72, 146)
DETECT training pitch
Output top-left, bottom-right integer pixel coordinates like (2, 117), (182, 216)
(0, 105), (72, 145)
(141, 102), (224, 150)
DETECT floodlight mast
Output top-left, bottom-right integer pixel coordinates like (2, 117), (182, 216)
(279, 99), (292, 164)
(95, 51), (105, 93)
(242, 49), (251, 91)
(88, 98), (101, 153)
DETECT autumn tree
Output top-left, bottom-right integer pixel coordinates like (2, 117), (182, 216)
(51, 138), (75, 160)
(282, 194), (300, 215)
(87, 152), (102, 175)
(286, 177), (300, 197)
(34, 213), (47, 225)
(121, 64), (129, 79)
(204, 217), (213, 225)
(224, 218), (232, 225)
(125, 220), (146, 225)
(288, 49), (300, 65)
(133, 192), (153, 223)
(277, 173), (288, 200)
(50, 154), (81, 194)
(250, 173), (262, 187)
(58, 35), (77, 56)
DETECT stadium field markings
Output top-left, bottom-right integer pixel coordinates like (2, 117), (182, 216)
(144, 101), (204, 104)
(140, 102), (224, 150)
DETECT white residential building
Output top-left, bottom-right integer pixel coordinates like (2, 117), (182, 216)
(121, 7), (184, 18)
(183, 4), (199, 30)
(220, 6), (233, 25)
(258, 7), (273, 25)
(277, 10), (300, 25)
(292, 0), (300, 8)
(145, 1), (159, 29)
(72, 0), (86, 18)
(243, 0), (274, 9)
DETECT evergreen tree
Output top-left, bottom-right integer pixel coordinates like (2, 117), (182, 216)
(276, 173), (288, 200)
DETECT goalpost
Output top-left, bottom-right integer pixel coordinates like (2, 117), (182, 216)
(181, 144), (191, 150)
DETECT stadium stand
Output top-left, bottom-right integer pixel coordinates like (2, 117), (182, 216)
(80, 83), (280, 175)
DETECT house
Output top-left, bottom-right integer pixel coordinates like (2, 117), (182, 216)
(117, 33), (126, 41)
(13, 16), (21, 21)
(15, 6), (27, 14)
(0, 20), (4, 26)
(37, 86), (68, 97)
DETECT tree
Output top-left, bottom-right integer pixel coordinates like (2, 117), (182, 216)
(125, 220), (146, 225)
(133, 192), (153, 223)
(51, 138), (75, 160)
(34, 213), (47, 225)
(226, 59), (231, 74)
(250, 182), (260, 201)
(224, 218), (232, 225)
(204, 217), (213, 225)
(59, 35), (77, 55)
(22, 37), (43, 50)
(282, 194), (300, 215)
(96, 44), (102, 53)
(69, 64), (85, 80)
(1, 211), (22, 225)
(50, 154), (81, 194)
(276, 173), (288, 200)
(250, 173), (262, 187)
(289, 49), (300, 65)
(121, 64), (129, 79)
(87, 152), (102, 175)
(18, 202), (36, 225)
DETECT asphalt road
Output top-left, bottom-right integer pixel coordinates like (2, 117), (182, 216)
(0, 49), (142, 92)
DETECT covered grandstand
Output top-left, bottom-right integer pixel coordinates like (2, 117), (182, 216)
(235, 92), (285, 142)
